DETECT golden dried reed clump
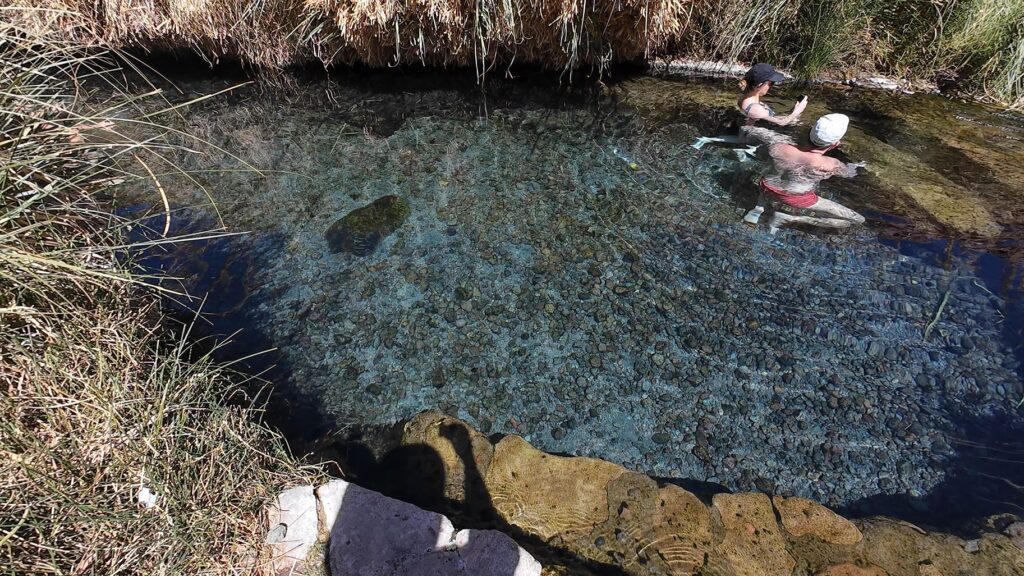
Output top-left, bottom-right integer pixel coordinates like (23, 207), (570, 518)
(7, 0), (310, 66)
(6, 1), (1023, 105)
(0, 18), (322, 575)
(301, 0), (694, 72)
(8, 0), (696, 71)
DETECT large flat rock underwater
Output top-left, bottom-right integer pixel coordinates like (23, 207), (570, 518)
(325, 195), (410, 256)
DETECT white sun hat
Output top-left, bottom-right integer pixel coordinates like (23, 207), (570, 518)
(810, 113), (850, 147)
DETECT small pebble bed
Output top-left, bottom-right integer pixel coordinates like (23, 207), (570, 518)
(127, 74), (1024, 511)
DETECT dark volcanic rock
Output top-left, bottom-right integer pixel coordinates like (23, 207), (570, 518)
(325, 195), (410, 256)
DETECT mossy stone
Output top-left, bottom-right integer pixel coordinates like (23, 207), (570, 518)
(325, 195), (410, 256)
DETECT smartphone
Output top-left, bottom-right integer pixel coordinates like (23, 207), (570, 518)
(798, 95), (808, 102)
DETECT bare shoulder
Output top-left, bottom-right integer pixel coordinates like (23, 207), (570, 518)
(769, 141), (799, 159)
(741, 126), (795, 147)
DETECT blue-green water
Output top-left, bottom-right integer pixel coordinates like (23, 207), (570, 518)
(120, 70), (1024, 530)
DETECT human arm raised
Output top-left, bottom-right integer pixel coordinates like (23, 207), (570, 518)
(745, 96), (808, 126)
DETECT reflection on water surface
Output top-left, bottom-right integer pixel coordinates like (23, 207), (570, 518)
(119, 70), (1024, 529)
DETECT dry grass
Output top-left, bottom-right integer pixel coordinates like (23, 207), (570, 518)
(0, 15), (319, 575)
(8, 0), (1023, 105)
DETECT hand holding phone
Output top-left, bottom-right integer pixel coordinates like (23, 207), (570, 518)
(793, 95), (809, 115)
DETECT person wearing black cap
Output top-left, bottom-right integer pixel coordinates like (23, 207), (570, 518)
(691, 63), (808, 157)
(738, 63), (807, 126)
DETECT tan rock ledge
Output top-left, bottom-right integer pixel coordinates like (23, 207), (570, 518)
(268, 411), (1024, 575)
(395, 410), (1024, 576)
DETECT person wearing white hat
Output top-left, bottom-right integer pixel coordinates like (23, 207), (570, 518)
(741, 113), (866, 232)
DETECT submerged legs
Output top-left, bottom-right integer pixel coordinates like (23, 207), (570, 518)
(768, 198), (864, 232)
(691, 135), (745, 149)
(691, 135), (758, 161)
(743, 192), (767, 225)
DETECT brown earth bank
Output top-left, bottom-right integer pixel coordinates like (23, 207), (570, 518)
(308, 410), (1024, 576)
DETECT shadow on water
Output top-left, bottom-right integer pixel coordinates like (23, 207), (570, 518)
(841, 410), (1024, 536)
(882, 236), (1024, 384)
(838, 234), (1024, 535)
(136, 50), (621, 139)
(120, 206), (339, 444)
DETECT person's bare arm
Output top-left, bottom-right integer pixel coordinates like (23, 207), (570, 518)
(740, 126), (795, 147)
(829, 157), (866, 178)
(756, 112), (801, 126)
(745, 97), (808, 126)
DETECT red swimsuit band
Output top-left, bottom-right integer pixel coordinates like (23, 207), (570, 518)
(759, 178), (819, 209)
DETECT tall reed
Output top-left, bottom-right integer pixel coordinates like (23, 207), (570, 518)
(939, 0), (1024, 103)
(0, 12), (318, 575)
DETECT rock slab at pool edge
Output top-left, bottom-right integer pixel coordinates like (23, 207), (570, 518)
(266, 485), (318, 576)
(397, 410), (1024, 576)
(267, 478), (542, 576)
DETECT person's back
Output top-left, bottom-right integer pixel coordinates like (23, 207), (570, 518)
(766, 141), (853, 193)
(742, 114), (866, 231)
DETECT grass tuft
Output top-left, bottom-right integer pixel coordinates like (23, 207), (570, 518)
(939, 0), (1024, 104)
(0, 14), (319, 575)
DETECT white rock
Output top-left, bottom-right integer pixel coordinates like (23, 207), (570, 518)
(315, 479), (349, 535)
(652, 58), (752, 78)
(1006, 521), (1024, 550)
(267, 478), (541, 576)
(137, 485), (158, 509)
(267, 485), (318, 576)
(853, 76), (901, 91)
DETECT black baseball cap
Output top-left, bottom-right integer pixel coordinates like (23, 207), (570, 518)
(745, 63), (786, 86)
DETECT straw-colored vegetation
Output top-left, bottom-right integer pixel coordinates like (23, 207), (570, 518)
(8, 0), (1024, 105)
(0, 16), (317, 575)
